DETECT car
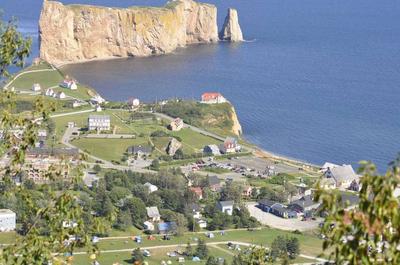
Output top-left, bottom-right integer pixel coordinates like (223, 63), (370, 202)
(143, 250), (151, 257)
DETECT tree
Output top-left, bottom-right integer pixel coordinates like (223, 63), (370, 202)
(205, 256), (219, 265)
(270, 236), (288, 261)
(124, 197), (147, 227)
(173, 148), (184, 160)
(150, 159), (160, 171)
(286, 237), (300, 259)
(115, 210), (132, 231)
(131, 248), (144, 264)
(232, 246), (269, 265)
(0, 16), (31, 77)
(185, 242), (194, 257)
(195, 239), (209, 259)
(315, 157), (400, 264)
(92, 164), (101, 173)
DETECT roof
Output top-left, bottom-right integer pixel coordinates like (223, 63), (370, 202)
(218, 200), (234, 208)
(258, 199), (276, 207)
(189, 203), (201, 212)
(158, 222), (177, 231)
(88, 115), (110, 120)
(321, 162), (339, 170)
(27, 147), (79, 157)
(290, 195), (319, 209)
(202, 92), (222, 99)
(190, 187), (203, 195)
(0, 209), (15, 215)
(271, 203), (289, 213)
(329, 165), (358, 182)
(204, 144), (220, 153)
(208, 175), (221, 186)
(146, 206), (160, 218)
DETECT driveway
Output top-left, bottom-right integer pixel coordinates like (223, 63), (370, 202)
(246, 202), (321, 232)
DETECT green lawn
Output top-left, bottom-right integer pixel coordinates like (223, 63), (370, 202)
(71, 138), (147, 162)
(9, 70), (64, 90)
(170, 128), (221, 152)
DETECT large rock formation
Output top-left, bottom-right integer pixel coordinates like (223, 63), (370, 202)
(39, 0), (219, 65)
(166, 138), (182, 156)
(219, 8), (243, 42)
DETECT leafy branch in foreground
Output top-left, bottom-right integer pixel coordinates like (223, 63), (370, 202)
(0, 16), (104, 265)
(315, 157), (400, 265)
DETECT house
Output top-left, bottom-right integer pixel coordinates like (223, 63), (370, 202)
(127, 145), (152, 157)
(320, 162), (339, 173)
(56, 92), (66, 99)
(319, 177), (336, 189)
(95, 105), (102, 112)
(67, 122), (75, 128)
(32, 83), (41, 92)
(45, 88), (54, 97)
(146, 206), (161, 222)
(189, 203), (202, 219)
(217, 200), (234, 215)
(349, 179), (361, 191)
(197, 219), (207, 229)
(144, 182), (158, 193)
(324, 164), (359, 189)
(189, 187), (203, 200)
(219, 137), (240, 154)
(208, 176), (222, 192)
(90, 95), (106, 104)
(127, 98), (140, 109)
(158, 222), (177, 234)
(83, 172), (99, 188)
(288, 195), (320, 215)
(201, 92), (227, 104)
(242, 186), (253, 198)
(169, 118), (184, 131)
(258, 199), (276, 213)
(88, 115), (111, 131)
(203, 144), (220, 156)
(271, 203), (297, 219)
(143, 221), (155, 231)
(0, 209), (16, 232)
(60, 79), (77, 90)
(290, 183), (312, 201)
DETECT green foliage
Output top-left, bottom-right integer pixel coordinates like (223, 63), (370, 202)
(315, 157), (400, 264)
(131, 248), (144, 263)
(205, 256), (219, 265)
(150, 159), (160, 170)
(232, 246), (270, 265)
(0, 17), (31, 78)
(195, 239), (209, 259)
(270, 236), (300, 261)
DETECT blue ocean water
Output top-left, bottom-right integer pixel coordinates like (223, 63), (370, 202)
(2, 0), (400, 170)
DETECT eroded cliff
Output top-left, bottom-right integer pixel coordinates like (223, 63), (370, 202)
(39, 0), (219, 65)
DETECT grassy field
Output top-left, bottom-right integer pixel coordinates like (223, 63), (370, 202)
(69, 228), (322, 265)
(72, 138), (147, 162)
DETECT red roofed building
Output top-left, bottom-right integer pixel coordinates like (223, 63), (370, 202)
(201, 92), (227, 104)
(189, 187), (203, 200)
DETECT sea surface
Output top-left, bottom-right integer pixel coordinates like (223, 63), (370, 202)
(2, 0), (400, 170)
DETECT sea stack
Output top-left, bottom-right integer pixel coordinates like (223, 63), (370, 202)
(219, 8), (244, 42)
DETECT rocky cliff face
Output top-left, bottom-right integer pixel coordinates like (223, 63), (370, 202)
(39, 0), (218, 65)
(230, 105), (243, 135)
(219, 8), (243, 42)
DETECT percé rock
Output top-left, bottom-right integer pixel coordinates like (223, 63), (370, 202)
(166, 138), (182, 156)
(39, 0), (219, 65)
(219, 8), (243, 42)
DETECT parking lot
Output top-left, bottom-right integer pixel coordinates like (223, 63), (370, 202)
(246, 202), (321, 231)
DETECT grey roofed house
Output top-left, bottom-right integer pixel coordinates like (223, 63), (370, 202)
(271, 203), (297, 218)
(289, 195), (320, 213)
(325, 164), (359, 188)
(146, 206), (161, 219)
(203, 144), (220, 155)
(127, 145), (152, 155)
(218, 200), (234, 208)
(258, 199), (277, 212)
(27, 147), (79, 158)
(208, 175), (221, 186)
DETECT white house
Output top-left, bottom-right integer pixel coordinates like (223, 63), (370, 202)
(217, 200), (234, 216)
(72, 101), (80, 108)
(203, 144), (220, 156)
(0, 209), (16, 232)
(320, 162), (339, 173)
(60, 79), (77, 90)
(201, 92), (227, 104)
(146, 206), (161, 222)
(324, 164), (359, 189)
(144, 182), (158, 193)
(90, 95), (106, 104)
(45, 88), (55, 97)
(32, 83), (41, 92)
(67, 122), (75, 128)
(128, 98), (140, 109)
(88, 115), (111, 131)
(95, 105), (102, 112)
(219, 137), (240, 154)
(56, 92), (66, 99)
(169, 118), (184, 131)
(197, 219), (207, 229)
(143, 221), (155, 231)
